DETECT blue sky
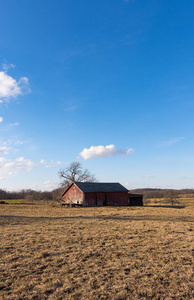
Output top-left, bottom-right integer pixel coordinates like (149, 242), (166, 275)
(0, 0), (194, 191)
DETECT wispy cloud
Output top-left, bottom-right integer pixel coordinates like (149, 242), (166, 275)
(5, 138), (23, 146)
(0, 156), (35, 178)
(40, 159), (46, 165)
(63, 98), (82, 112)
(40, 159), (62, 167)
(0, 68), (31, 103)
(43, 180), (57, 190)
(0, 146), (11, 154)
(43, 160), (61, 168)
(157, 137), (185, 148)
(10, 122), (19, 127)
(0, 117), (3, 123)
(142, 174), (153, 179)
(2, 63), (15, 71)
(80, 144), (134, 160)
(0, 157), (6, 163)
(0, 137), (25, 154)
(64, 104), (80, 112)
(0, 122), (20, 133)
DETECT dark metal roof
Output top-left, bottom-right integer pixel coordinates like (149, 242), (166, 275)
(74, 182), (129, 193)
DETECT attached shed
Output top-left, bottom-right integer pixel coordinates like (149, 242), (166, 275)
(128, 193), (143, 206)
(61, 182), (129, 207)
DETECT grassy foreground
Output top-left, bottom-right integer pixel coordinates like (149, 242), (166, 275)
(0, 205), (193, 300)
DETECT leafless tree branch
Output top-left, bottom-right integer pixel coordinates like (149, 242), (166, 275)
(58, 161), (96, 189)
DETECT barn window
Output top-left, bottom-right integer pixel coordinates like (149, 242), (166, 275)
(77, 201), (79, 204)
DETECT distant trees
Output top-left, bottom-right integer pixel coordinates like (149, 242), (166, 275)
(131, 188), (185, 206)
(0, 189), (53, 203)
(0, 189), (26, 200)
(164, 190), (180, 206)
(1, 184), (193, 205)
(58, 161), (96, 190)
(130, 188), (189, 200)
(24, 190), (53, 203)
(131, 189), (166, 199)
(51, 187), (64, 203)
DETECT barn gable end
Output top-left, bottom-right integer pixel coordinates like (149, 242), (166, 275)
(61, 183), (84, 205)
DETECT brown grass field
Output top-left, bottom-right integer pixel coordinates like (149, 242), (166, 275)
(0, 204), (193, 299)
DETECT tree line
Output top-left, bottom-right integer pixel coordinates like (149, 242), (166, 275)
(1, 187), (194, 202)
(0, 188), (63, 202)
(1, 161), (194, 203)
(131, 188), (194, 199)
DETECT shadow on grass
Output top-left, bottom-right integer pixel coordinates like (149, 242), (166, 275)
(0, 214), (193, 224)
(146, 205), (185, 209)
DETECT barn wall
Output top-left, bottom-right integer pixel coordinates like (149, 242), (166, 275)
(62, 184), (83, 204)
(84, 192), (128, 206)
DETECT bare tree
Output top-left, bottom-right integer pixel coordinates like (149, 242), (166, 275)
(59, 161), (96, 189)
(164, 190), (180, 206)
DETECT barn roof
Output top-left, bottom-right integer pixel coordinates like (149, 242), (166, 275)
(74, 182), (129, 193)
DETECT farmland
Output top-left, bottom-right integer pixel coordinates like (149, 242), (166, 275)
(0, 204), (193, 299)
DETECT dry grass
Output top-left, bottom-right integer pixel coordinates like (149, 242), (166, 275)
(145, 198), (194, 207)
(1, 199), (27, 204)
(0, 204), (193, 299)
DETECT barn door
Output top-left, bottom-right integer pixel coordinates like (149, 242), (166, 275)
(103, 193), (108, 206)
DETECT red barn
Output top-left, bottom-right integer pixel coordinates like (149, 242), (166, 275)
(61, 182), (129, 207)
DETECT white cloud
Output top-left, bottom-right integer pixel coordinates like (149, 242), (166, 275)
(0, 71), (30, 103)
(0, 138), (33, 157)
(0, 117), (3, 122)
(0, 138), (23, 154)
(39, 159), (61, 168)
(40, 159), (62, 167)
(80, 144), (134, 160)
(0, 138), (25, 149)
(43, 180), (57, 190)
(40, 159), (46, 165)
(0, 156), (35, 178)
(0, 146), (11, 154)
(15, 156), (25, 162)
(0, 157), (6, 164)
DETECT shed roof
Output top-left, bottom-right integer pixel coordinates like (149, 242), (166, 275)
(74, 182), (129, 193)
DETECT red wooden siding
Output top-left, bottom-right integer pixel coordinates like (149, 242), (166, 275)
(62, 184), (83, 205)
(85, 192), (128, 206)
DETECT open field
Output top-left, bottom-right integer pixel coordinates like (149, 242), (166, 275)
(145, 198), (194, 207)
(0, 205), (193, 299)
(0, 199), (27, 204)
(2, 197), (194, 206)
